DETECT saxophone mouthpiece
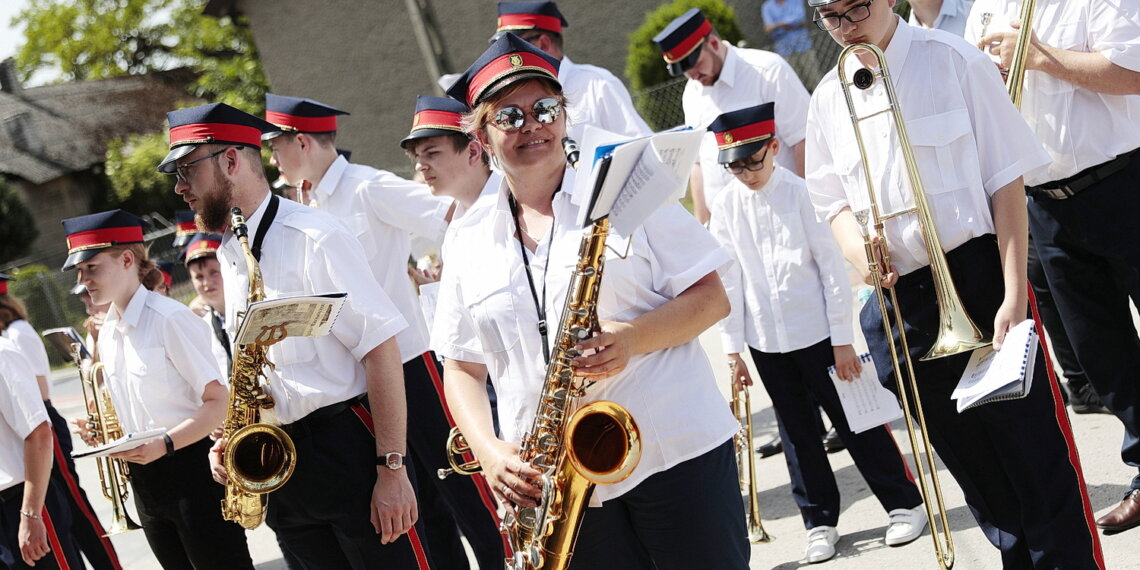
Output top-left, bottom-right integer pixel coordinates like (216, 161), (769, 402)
(230, 207), (249, 239)
(562, 137), (580, 168)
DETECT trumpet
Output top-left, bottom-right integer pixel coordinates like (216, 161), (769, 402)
(838, 43), (988, 569)
(76, 345), (142, 536)
(729, 364), (772, 544)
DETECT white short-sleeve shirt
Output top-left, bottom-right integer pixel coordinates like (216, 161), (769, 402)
(432, 169), (739, 501)
(806, 18), (1051, 275)
(0, 338), (49, 491)
(97, 285), (221, 434)
(311, 155), (450, 363)
(965, 0), (1140, 184)
(710, 166), (854, 355)
(3, 319), (51, 387)
(560, 56), (652, 143)
(218, 194), (408, 424)
(683, 44), (812, 204)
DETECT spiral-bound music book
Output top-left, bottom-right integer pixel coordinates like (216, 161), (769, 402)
(952, 319), (1039, 412)
(829, 353), (903, 433)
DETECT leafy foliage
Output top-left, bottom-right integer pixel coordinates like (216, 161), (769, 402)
(625, 0), (743, 130)
(103, 132), (186, 215)
(0, 180), (39, 265)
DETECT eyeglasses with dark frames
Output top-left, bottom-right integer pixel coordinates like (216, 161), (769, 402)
(491, 98), (563, 132)
(723, 143), (773, 175)
(174, 148), (227, 183)
(813, 0), (876, 32)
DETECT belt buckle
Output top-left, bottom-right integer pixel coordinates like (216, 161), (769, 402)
(1044, 185), (1073, 200)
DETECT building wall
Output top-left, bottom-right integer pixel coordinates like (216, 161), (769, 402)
(238, 0), (766, 176)
(14, 172), (101, 268)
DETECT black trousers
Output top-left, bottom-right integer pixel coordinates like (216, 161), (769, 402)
(129, 438), (253, 570)
(1, 482), (84, 570)
(862, 235), (1102, 569)
(1028, 152), (1140, 496)
(569, 439), (750, 570)
(268, 400), (434, 570)
(45, 403), (121, 570)
(749, 339), (922, 529)
(403, 354), (506, 570)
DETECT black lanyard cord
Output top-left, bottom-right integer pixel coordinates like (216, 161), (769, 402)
(508, 192), (557, 364)
(251, 194), (280, 262)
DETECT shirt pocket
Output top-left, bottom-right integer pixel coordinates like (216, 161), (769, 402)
(269, 337), (317, 367)
(905, 108), (973, 194)
(348, 212), (378, 259)
(127, 347), (169, 397)
(466, 283), (521, 354)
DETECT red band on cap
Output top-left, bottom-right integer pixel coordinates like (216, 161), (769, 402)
(412, 110), (464, 132)
(170, 123), (263, 148)
(715, 119), (776, 149)
(185, 239), (220, 263)
(265, 111), (339, 133)
(468, 52), (558, 106)
(0, 281), (7, 294)
(161, 271), (173, 289)
(497, 13), (563, 33)
(175, 221), (198, 236)
(662, 20), (712, 63)
(66, 227), (145, 253)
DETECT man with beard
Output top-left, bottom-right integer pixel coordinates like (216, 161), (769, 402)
(159, 102), (432, 569)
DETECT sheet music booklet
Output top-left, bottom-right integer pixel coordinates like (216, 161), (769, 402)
(571, 125), (704, 234)
(41, 327), (90, 362)
(233, 292), (347, 347)
(952, 319), (1038, 412)
(829, 353), (903, 433)
(72, 429), (167, 459)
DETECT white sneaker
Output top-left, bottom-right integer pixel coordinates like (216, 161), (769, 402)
(885, 507), (929, 546)
(804, 525), (839, 563)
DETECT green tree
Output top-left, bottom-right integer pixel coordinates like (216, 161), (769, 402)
(0, 181), (39, 265)
(625, 0), (744, 130)
(103, 132), (187, 215)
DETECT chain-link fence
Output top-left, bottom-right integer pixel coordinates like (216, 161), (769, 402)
(2, 217), (196, 368)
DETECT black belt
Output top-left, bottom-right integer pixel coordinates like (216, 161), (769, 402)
(1028, 147), (1140, 200)
(0, 483), (23, 503)
(280, 394), (367, 439)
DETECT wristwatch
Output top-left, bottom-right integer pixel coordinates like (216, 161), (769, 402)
(378, 452), (406, 470)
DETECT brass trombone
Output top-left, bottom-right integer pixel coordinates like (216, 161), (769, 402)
(838, 43), (991, 569)
(729, 365), (772, 544)
(1005, 0), (1037, 109)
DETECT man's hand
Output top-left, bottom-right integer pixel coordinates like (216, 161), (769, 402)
(371, 469), (418, 544)
(727, 353), (753, 392)
(978, 21), (1046, 74)
(832, 344), (863, 382)
(19, 515), (50, 566)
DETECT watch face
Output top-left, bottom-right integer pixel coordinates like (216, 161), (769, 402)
(386, 453), (403, 469)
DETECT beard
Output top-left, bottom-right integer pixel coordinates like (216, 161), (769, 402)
(195, 169), (235, 233)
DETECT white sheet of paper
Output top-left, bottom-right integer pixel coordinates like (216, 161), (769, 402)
(72, 428), (167, 459)
(418, 282), (440, 335)
(830, 353), (902, 434)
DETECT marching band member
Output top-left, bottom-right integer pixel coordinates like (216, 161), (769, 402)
(434, 34), (748, 569)
(1, 276), (121, 570)
(60, 210), (253, 569)
(0, 338), (83, 570)
(966, 0), (1140, 534)
(161, 103), (430, 569)
(261, 93), (504, 569)
(182, 233), (231, 379)
(907, 0), (973, 36)
(653, 7), (811, 223)
(708, 103), (926, 564)
(804, 0), (1103, 566)
(489, 1), (651, 142)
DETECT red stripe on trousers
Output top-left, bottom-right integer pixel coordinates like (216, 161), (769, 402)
(881, 423), (917, 484)
(418, 354), (510, 546)
(41, 506), (71, 570)
(1027, 284), (1106, 569)
(50, 432), (122, 569)
(349, 403), (434, 569)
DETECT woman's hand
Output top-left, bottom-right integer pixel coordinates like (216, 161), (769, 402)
(19, 515), (50, 566)
(992, 297), (1025, 351)
(572, 321), (635, 380)
(209, 438), (229, 484)
(832, 344), (863, 382)
(111, 438), (165, 465)
(479, 439), (543, 509)
(727, 353), (753, 392)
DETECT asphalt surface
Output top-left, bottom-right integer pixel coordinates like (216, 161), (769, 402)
(49, 325), (1139, 569)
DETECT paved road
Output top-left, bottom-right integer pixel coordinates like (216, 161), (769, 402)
(51, 326), (1138, 569)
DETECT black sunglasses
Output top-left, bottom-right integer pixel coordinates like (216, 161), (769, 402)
(491, 98), (563, 132)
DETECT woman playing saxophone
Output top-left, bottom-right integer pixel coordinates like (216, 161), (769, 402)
(432, 34), (749, 569)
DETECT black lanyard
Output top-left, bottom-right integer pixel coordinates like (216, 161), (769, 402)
(508, 193), (557, 364)
(251, 194), (280, 262)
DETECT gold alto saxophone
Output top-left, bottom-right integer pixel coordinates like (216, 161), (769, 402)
(442, 138), (642, 570)
(220, 206), (297, 530)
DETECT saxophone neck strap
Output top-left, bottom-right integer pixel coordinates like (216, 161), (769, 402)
(508, 191), (558, 365)
(251, 194), (280, 263)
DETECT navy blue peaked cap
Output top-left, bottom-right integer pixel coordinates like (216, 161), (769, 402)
(491, 1), (569, 41)
(61, 209), (147, 270)
(401, 95), (471, 149)
(172, 209), (198, 248)
(159, 103), (277, 174)
(708, 102), (777, 164)
(447, 32), (561, 107)
(654, 8), (712, 77)
(263, 94), (350, 140)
